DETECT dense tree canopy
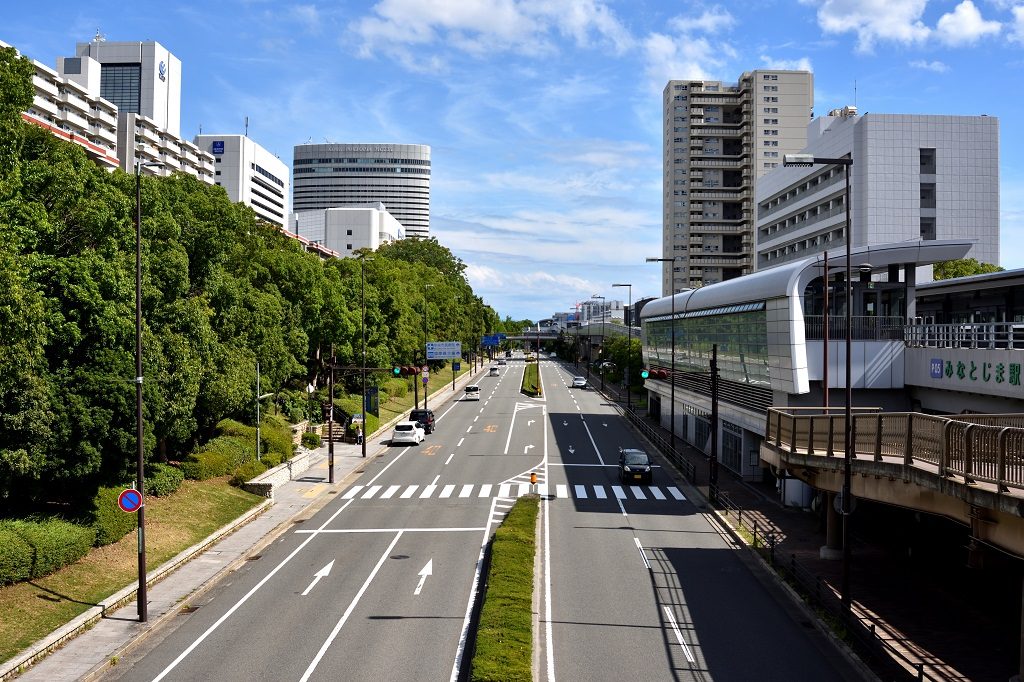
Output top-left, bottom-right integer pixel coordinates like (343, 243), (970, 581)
(933, 258), (1004, 280)
(0, 48), (504, 508)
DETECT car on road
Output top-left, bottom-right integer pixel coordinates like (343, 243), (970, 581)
(497, 359), (507, 365)
(571, 376), (587, 388)
(488, 366), (500, 376)
(505, 350), (512, 358)
(391, 421), (425, 446)
(464, 384), (481, 400)
(618, 448), (653, 484)
(409, 408), (435, 434)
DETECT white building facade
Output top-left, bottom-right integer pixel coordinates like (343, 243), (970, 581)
(662, 70), (813, 294)
(291, 203), (405, 255)
(293, 143), (431, 238)
(755, 110), (1000, 274)
(118, 113), (214, 184)
(195, 135), (288, 227)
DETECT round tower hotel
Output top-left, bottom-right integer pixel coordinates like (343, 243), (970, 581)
(292, 143), (430, 238)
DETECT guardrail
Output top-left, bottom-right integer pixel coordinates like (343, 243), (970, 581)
(905, 321), (1024, 349)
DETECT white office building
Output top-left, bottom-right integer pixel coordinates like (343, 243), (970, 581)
(293, 143), (431, 238)
(290, 203), (405, 255)
(755, 109), (1000, 274)
(662, 70), (813, 294)
(194, 135), (288, 227)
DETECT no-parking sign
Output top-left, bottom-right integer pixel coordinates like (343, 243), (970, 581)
(118, 488), (143, 513)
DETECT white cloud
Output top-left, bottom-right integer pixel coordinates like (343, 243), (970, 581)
(640, 7), (737, 91)
(803, 0), (930, 52)
(909, 59), (950, 72)
(759, 54), (813, 71)
(291, 4), (321, 35)
(1010, 5), (1024, 43)
(935, 0), (1001, 45)
(668, 7), (736, 34)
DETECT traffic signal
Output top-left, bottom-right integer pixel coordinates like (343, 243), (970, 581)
(640, 369), (650, 379)
(393, 366), (402, 376)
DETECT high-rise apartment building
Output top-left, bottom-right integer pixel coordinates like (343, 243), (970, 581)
(291, 203), (405, 255)
(195, 135), (289, 227)
(292, 143), (431, 238)
(661, 70), (813, 294)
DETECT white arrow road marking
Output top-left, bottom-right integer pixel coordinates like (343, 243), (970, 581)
(301, 560), (335, 596)
(562, 421), (568, 426)
(523, 444), (535, 454)
(414, 559), (433, 596)
(528, 419), (535, 426)
(568, 446), (575, 455)
(602, 422), (608, 427)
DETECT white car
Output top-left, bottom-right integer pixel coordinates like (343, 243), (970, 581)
(464, 385), (481, 401)
(571, 376), (587, 388)
(489, 366), (500, 376)
(391, 421), (425, 446)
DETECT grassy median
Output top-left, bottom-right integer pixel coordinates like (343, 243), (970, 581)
(0, 479), (262, 664)
(521, 362), (542, 396)
(471, 495), (539, 682)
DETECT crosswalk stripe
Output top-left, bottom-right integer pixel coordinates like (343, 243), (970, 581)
(667, 487), (685, 501)
(574, 485), (587, 499)
(459, 484), (473, 498)
(630, 486), (647, 500)
(612, 486), (627, 499)
(340, 483), (685, 503)
(380, 485), (400, 499)
(594, 485), (607, 499)
(498, 484), (511, 498)
(537, 483), (548, 497)
(361, 485), (382, 499)
(649, 486), (666, 500)
(478, 484), (493, 498)
(400, 485), (419, 499)
(556, 484), (569, 498)
(420, 484), (437, 498)
(342, 486), (363, 500)
(517, 483), (530, 497)
(439, 484), (455, 498)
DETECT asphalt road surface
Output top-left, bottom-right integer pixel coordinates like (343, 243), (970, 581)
(103, 355), (858, 681)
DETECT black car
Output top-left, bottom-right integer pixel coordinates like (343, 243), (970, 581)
(409, 408), (435, 434)
(618, 448), (652, 484)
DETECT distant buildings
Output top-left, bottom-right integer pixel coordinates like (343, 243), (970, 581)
(291, 203), (405, 255)
(293, 143), (431, 238)
(195, 135), (289, 228)
(662, 70), (813, 294)
(755, 108), (1000, 275)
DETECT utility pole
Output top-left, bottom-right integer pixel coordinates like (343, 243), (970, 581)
(328, 345), (335, 484)
(710, 344), (720, 503)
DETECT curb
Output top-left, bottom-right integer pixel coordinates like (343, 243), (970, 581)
(0, 498), (271, 681)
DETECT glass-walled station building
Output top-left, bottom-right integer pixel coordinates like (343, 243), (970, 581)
(640, 239), (974, 482)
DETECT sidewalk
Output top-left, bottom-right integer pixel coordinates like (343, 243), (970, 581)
(8, 365), (487, 682)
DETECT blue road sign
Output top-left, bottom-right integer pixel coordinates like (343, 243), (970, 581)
(118, 488), (142, 513)
(453, 361), (461, 371)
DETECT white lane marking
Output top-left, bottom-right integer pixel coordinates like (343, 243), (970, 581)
(296, 527), (485, 534)
(365, 446), (411, 486)
(574, 485), (587, 499)
(342, 486), (364, 500)
(478, 484), (493, 497)
(634, 538), (651, 570)
(457, 438), (465, 447)
(537, 483), (549, 497)
(498, 483), (511, 498)
(361, 485), (382, 499)
(414, 559), (433, 596)
(439, 484), (456, 498)
(450, 497), (502, 681)
(419, 484), (437, 498)
(380, 485), (400, 500)
(300, 532), (404, 681)
(612, 486), (627, 499)
(593, 485), (607, 499)
(474, 415), (479, 422)
(431, 474), (441, 485)
(630, 486), (647, 500)
(400, 485), (419, 499)
(459, 484), (473, 498)
(649, 486), (666, 500)
(663, 606), (696, 664)
(542, 402), (555, 682)
(517, 483), (529, 497)
(445, 453), (455, 465)
(479, 407), (485, 413)
(668, 487), (686, 501)
(546, 463), (613, 467)
(466, 426), (472, 433)
(152, 498), (358, 682)
(300, 560), (335, 596)
(555, 484), (568, 499)
(581, 420), (605, 466)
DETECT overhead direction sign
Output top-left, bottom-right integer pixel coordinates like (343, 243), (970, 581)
(426, 341), (462, 360)
(118, 488), (143, 513)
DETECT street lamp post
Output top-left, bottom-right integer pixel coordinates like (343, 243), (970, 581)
(424, 283), (435, 410)
(255, 362), (273, 462)
(592, 294), (606, 391)
(646, 257), (679, 457)
(133, 157), (162, 623)
(785, 153), (854, 612)
(612, 283), (632, 411)
(574, 302), (581, 369)
(359, 254), (373, 458)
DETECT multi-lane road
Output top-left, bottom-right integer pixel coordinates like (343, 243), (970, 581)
(103, 356), (859, 681)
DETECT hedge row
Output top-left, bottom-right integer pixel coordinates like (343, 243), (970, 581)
(0, 518), (96, 586)
(521, 363), (542, 396)
(146, 462), (184, 497)
(92, 486), (139, 546)
(301, 432), (322, 449)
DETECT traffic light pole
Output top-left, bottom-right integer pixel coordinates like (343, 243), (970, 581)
(328, 345), (335, 484)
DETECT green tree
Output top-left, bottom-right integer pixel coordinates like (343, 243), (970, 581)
(933, 258), (1003, 280)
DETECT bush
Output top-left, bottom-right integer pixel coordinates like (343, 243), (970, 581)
(384, 378), (408, 399)
(301, 432), (322, 449)
(146, 462), (184, 497)
(260, 414), (294, 462)
(0, 518), (96, 586)
(230, 459), (268, 487)
(180, 449), (232, 480)
(91, 486), (138, 546)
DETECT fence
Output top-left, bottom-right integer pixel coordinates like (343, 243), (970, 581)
(905, 321), (1024, 350)
(803, 315), (906, 341)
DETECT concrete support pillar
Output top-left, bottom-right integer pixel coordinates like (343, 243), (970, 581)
(820, 492), (843, 560)
(905, 263), (917, 320)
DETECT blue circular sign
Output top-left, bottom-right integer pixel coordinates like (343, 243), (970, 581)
(118, 488), (142, 513)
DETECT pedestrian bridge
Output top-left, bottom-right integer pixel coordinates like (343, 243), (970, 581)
(760, 408), (1024, 557)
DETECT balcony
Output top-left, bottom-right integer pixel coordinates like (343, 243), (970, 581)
(31, 96), (59, 118)
(61, 108), (89, 131)
(59, 90), (90, 114)
(32, 74), (59, 98)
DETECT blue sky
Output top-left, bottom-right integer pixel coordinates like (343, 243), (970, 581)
(5, 0), (1024, 320)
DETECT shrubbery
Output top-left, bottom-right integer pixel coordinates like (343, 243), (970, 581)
(260, 414), (294, 462)
(146, 463), (184, 497)
(301, 432), (322, 449)
(91, 486), (138, 546)
(230, 459), (268, 487)
(0, 518), (97, 586)
(384, 378), (408, 399)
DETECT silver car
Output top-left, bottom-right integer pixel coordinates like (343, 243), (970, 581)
(391, 421), (425, 446)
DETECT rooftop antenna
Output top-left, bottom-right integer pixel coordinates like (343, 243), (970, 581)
(854, 79), (857, 109)
(244, 116), (249, 137)
(198, 123), (202, 135)
(93, 28), (106, 43)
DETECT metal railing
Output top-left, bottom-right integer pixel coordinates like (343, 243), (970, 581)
(764, 407), (1024, 493)
(804, 316), (906, 341)
(905, 321), (1024, 349)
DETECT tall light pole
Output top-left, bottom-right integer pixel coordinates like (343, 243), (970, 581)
(646, 257), (679, 456)
(133, 157), (162, 623)
(591, 294), (606, 391)
(255, 362), (273, 462)
(423, 283), (435, 410)
(574, 302), (581, 369)
(612, 283), (632, 410)
(358, 253), (374, 458)
(785, 153), (854, 612)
